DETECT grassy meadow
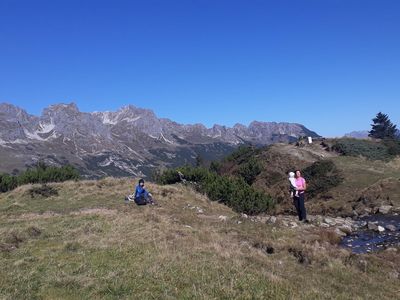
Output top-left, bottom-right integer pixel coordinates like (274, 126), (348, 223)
(0, 178), (399, 299)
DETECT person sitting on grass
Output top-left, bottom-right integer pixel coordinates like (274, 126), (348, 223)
(132, 179), (155, 205)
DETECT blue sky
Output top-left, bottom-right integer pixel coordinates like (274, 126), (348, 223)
(0, 0), (399, 137)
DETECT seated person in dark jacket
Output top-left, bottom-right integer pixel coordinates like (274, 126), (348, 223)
(134, 179), (154, 205)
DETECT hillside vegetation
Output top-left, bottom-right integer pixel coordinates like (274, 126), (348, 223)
(211, 140), (400, 216)
(0, 178), (399, 299)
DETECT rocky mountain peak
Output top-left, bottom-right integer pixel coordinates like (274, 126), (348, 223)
(45, 102), (79, 114)
(0, 103), (32, 122)
(0, 102), (320, 178)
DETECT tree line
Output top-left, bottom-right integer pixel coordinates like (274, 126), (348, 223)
(0, 162), (80, 193)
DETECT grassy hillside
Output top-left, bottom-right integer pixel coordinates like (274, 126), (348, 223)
(1, 178), (399, 299)
(215, 141), (400, 216)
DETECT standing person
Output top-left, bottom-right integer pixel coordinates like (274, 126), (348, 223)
(293, 170), (308, 223)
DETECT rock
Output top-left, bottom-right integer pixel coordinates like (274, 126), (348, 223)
(218, 215), (228, 221)
(289, 222), (298, 228)
(359, 221), (368, 228)
(385, 247), (398, 252)
(268, 216), (277, 224)
(335, 228), (347, 238)
(378, 226), (385, 232)
(241, 213), (249, 219)
(197, 208), (204, 214)
(385, 225), (397, 232)
(367, 222), (378, 231)
(334, 218), (346, 225)
(237, 220), (242, 224)
(320, 223), (330, 228)
(378, 205), (393, 214)
(363, 208), (372, 214)
(338, 225), (352, 235)
(324, 217), (336, 226)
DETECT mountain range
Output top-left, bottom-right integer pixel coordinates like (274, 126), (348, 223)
(0, 102), (319, 178)
(344, 130), (400, 139)
(344, 130), (370, 139)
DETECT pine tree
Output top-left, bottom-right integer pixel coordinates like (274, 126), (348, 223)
(369, 112), (397, 139)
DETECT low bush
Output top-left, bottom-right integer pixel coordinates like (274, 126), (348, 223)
(383, 139), (400, 156)
(0, 162), (80, 193)
(224, 145), (261, 163)
(156, 166), (274, 215)
(237, 157), (263, 185)
(302, 160), (343, 199)
(331, 138), (399, 161)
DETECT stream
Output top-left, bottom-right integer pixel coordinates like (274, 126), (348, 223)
(340, 214), (400, 254)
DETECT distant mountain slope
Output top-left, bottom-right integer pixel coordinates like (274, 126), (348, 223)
(0, 102), (319, 178)
(344, 130), (369, 139)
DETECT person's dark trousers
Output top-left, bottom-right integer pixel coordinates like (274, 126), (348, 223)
(134, 195), (147, 206)
(293, 193), (307, 221)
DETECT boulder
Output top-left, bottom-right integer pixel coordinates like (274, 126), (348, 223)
(385, 224), (397, 232)
(324, 217), (336, 226)
(335, 228), (347, 237)
(378, 226), (385, 232)
(378, 205), (393, 214)
(367, 222), (378, 231)
(334, 218), (346, 225)
(385, 247), (398, 252)
(392, 207), (400, 213)
(338, 225), (352, 235)
(363, 208), (372, 214)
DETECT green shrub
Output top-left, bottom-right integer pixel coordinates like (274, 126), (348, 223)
(331, 138), (394, 161)
(225, 145), (261, 163)
(237, 157), (263, 185)
(156, 166), (274, 215)
(383, 139), (400, 156)
(0, 174), (18, 193)
(302, 160), (343, 199)
(209, 161), (222, 174)
(0, 163), (80, 193)
(154, 169), (181, 185)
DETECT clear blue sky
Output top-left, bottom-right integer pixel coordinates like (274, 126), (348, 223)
(0, 0), (399, 137)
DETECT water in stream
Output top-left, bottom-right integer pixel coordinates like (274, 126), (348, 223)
(340, 215), (400, 254)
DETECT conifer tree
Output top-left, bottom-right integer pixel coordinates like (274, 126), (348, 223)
(368, 112), (397, 139)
